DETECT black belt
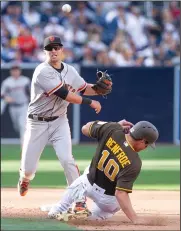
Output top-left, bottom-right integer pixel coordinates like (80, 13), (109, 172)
(87, 174), (114, 196)
(28, 114), (58, 122)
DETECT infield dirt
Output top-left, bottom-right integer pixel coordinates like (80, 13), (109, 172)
(1, 188), (180, 230)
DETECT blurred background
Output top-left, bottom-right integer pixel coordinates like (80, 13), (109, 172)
(1, 1), (180, 66)
(1, 1), (180, 190)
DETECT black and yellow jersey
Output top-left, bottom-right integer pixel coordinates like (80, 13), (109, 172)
(87, 121), (142, 196)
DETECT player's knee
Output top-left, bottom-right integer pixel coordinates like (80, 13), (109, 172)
(61, 159), (75, 169)
(61, 159), (69, 167)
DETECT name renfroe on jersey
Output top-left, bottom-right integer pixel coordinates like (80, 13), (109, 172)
(106, 137), (131, 168)
(27, 61), (87, 117)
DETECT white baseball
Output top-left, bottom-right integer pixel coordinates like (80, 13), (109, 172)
(62, 4), (71, 13)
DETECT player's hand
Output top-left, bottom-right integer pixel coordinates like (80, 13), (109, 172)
(132, 217), (147, 225)
(4, 96), (15, 103)
(90, 100), (101, 114)
(118, 119), (133, 133)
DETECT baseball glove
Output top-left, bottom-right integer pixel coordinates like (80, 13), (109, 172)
(92, 70), (112, 96)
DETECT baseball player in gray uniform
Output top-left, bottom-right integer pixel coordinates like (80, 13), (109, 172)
(1, 65), (30, 145)
(18, 36), (112, 213)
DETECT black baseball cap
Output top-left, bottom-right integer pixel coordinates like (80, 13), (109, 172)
(44, 36), (63, 49)
(130, 121), (159, 148)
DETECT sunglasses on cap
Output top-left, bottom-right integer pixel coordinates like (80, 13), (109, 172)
(45, 45), (62, 51)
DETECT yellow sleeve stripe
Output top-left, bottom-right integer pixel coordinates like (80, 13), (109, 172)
(88, 122), (94, 137)
(116, 187), (132, 192)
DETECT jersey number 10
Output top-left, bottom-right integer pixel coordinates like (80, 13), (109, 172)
(97, 150), (119, 181)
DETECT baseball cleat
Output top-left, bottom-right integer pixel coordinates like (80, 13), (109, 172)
(56, 210), (91, 221)
(74, 202), (88, 213)
(56, 212), (75, 221)
(18, 180), (29, 196)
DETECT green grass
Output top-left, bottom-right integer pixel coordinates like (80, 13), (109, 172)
(1, 145), (180, 230)
(1, 170), (179, 189)
(1, 144), (180, 160)
(1, 144), (180, 190)
(1, 218), (81, 230)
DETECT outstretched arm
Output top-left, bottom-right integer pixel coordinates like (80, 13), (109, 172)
(82, 84), (98, 96)
(54, 87), (101, 114)
(82, 71), (112, 96)
(115, 189), (148, 225)
(115, 190), (137, 223)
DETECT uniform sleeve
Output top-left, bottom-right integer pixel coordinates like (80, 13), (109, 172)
(89, 121), (122, 141)
(1, 80), (8, 97)
(116, 163), (141, 193)
(36, 67), (63, 97)
(70, 66), (87, 92)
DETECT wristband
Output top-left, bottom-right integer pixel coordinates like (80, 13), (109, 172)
(82, 97), (92, 105)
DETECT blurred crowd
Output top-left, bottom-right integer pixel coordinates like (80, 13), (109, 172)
(1, 1), (180, 66)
